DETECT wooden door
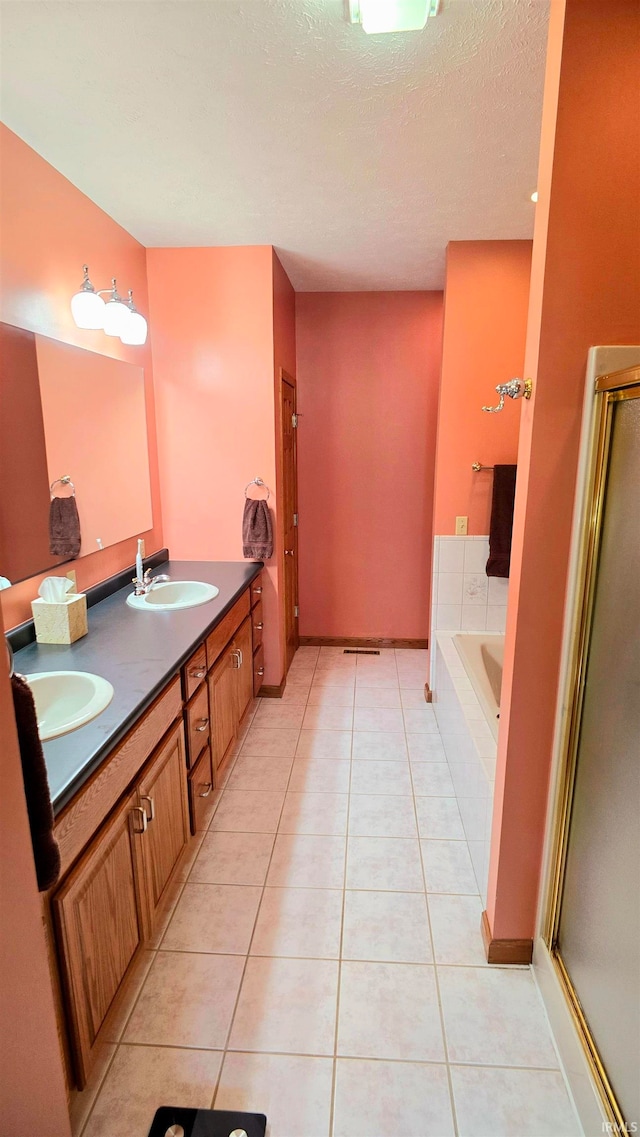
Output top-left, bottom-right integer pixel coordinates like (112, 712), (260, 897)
(234, 615), (254, 722)
(280, 371), (299, 671)
(53, 790), (144, 1087)
(208, 647), (237, 769)
(136, 721), (190, 933)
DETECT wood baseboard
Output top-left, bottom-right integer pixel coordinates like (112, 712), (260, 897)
(424, 683), (433, 703)
(259, 680), (286, 698)
(298, 636), (428, 650)
(481, 910), (533, 965)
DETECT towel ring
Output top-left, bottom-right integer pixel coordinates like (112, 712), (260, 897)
(50, 475), (76, 498)
(244, 477), (271, 501)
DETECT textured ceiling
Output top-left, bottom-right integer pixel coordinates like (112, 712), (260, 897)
(0, 0), (549, 290)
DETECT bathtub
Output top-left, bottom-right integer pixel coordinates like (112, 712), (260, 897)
(453, 633), (504, 741)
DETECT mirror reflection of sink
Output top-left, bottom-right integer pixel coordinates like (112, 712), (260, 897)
(126, 580), (219, 612)
(24, 671), (114, 741)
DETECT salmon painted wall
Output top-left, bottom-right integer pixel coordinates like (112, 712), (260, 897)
(433, 241), (532, 536)
(0, 125), (162, 630)
(487, 0), (640, 941)
(146, 246), (286, 684)
(296, 291), (443, 640)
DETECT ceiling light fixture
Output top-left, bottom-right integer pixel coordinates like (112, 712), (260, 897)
(348, 0), (440, 34)
(70, 266), (148, 345)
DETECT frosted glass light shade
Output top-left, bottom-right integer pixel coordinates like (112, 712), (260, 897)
(120, 310), (148, 346)
(71, 289), (105, 330)
(360, 0), (431, 33)
(103, 298), (131, 336)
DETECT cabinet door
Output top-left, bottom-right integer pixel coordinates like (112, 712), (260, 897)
(53, 791), (145, 1087)
(234, 615), (254, 722)
(137, 721), (190, 933)
(208, 647), (237, 769)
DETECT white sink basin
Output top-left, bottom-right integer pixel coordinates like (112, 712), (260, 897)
(126, 580), (219, 612)
(25, 671), (114, 741)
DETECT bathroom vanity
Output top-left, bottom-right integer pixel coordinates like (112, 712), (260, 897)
(11, 558), (265, 1091)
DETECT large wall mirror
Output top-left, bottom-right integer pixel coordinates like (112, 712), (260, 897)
(0, 322), (153, 588)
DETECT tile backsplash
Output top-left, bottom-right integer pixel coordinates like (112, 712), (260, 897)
(431, 536), (509, 635)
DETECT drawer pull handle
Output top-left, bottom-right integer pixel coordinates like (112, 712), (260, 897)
(231, 649), (241, 669)
(198, 782), (213, 798)
(253, 586), (263, 594)
(254, 622), (264, 630)
(189, 668), (206, 679)
(131, 805), (148, 834)
(256, 666), (265, 677)
(140, 794), (155, 822)
(195, 717), (209, 732)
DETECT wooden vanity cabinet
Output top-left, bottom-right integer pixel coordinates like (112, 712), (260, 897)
(188, 744), (215, 831)
(250, 572), (265, 695)
(208, 646), (238, 771)
(135, 722), (190, 935)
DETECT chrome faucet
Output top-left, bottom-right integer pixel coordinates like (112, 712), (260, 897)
(132, 569), (171, 596)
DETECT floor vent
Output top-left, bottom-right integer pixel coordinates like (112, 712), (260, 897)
(343, 648), (380, 655)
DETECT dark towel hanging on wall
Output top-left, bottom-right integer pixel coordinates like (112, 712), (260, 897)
(49, 495), (81, 558)
(486, 464), (517, 578)
(11, 673), (61, 891)
(243, 498), (273, 560)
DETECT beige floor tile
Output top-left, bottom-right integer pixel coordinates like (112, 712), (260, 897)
(349, 759), (412, 795)
(333, 1058), (454, 1137)
(267, 833), (346, 888)
(410, 763), (455, 796)
(69, 1041), (116, 1136)
(438, 966), (560, 1068)
(351, 731), (407, 761)
(228, 956), (339, 1055)
(83, 1045), (222, 1137)
(241, 727), (300, 757)
(277, 683), (311, 703)
(209, 789), (285, 833)
(251, 886), (343, 958)
(279, 791), (349, 835)
(355, 670), (400, 689)
(215, 1052), (333, 1137)
(161, 883), (261, 954)
(407, 733), (447, 761)
(226, 755), (293, 791)
(174, 831), (206, 880)
(337, 961), (445, 1061)
(427, 894), (487, 966)
(302, 704), (354, 730)
(348, 794), (418, 838)
(294, 646), (320, 659)
(307, 684), (355, 707)
(146, 877), (185, 949)
(189, 830), (275, 885)
(311, 671), (356, 689)
(400, 688), (431, 708)
(403, 707), (440, 733)
(346, 836), (424, 891)
(123, 951), (243, 1048)
(421, 839), (479, 894)
(415, 796), (465, 839)
(295, 729), (352, 759)
(342, 890), (432, 963)
(253, 702), (306, 728)
(101, 949), (155, 1042)
(354, 686), (402, 708)
(353, 706), (405, 732)
(450, 1065), (581, 1136)
(288, 758), (351, 794)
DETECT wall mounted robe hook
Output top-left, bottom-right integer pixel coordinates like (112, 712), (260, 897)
(482, 377), (533, 413)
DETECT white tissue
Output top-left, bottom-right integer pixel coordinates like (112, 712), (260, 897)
(38, 576), (75, 603)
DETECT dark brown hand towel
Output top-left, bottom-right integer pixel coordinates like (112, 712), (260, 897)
(11, 674), (61, 891)
(242, 498), (273, 560)
(49, 495), (81, 558)
(486, 464), (517, 578)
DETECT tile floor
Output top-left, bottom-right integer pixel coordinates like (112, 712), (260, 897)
(78, 646), (582, 1137)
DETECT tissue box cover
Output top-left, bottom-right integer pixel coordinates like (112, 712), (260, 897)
(31, 593), (88, 644)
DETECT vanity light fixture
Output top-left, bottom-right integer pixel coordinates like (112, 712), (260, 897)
(348, 0), (440, 34)
(70, 266), (148, 345)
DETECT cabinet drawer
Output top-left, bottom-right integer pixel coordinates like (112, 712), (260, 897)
(251, 599), (264, 651)
(183, 643), (207, 701)
(188, 745), (215, 833)
(206, 590), (250, 669)
(185, 683), (210, 768)
(250, 573), (264, 609)
(253, 644), (265, 696)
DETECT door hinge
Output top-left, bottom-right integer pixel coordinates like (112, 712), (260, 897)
(294, 605), (299, 618)
(292, 413), (298, 428)
(293, 513), (298, 526)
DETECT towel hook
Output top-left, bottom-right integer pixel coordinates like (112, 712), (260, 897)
(244, 477), (271, 501)
(482, 378), (532, 414)
(50, 475), (76, 498)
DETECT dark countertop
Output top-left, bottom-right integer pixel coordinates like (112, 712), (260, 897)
(12, 559), (262, 815)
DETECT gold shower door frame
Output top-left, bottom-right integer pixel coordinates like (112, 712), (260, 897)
(543, 364), (639, 1131)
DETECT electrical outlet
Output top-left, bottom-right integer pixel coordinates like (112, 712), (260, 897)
(455, 516), (468, 536)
